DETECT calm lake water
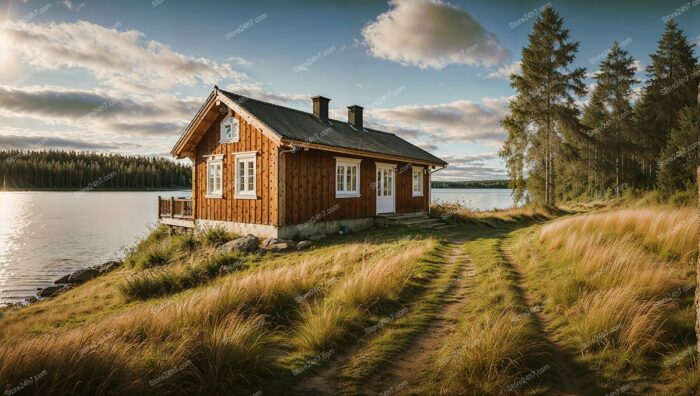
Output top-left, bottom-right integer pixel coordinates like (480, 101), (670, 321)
(431, 188), (516, 211)
(0, 189), (514, 305)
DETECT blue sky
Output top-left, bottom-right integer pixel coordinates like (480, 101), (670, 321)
(0, 0), (698, 180)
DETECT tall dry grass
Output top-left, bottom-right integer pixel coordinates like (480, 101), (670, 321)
(514, 206), (697, 376)
(292, 237), (437, 353)
(539, 207), (698, 262)
(332, 240), (433, 307)
(1, 236), (420, 394)
(433, 314), (546, 395)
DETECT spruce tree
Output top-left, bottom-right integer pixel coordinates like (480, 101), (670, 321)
(500, 6), (586, 206)
(641, 20), (699, 160)
(580, 85), (609, 195)
(595, 42), (639, 195)
(657, 105), (700, 192)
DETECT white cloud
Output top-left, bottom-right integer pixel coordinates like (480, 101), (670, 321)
(0, 85), (200, 137)
(432, 153), (506, 181)
(368, 96), (510, 144)
(361, 0), (509, 69)
(2, 20), (247, 94)
(632, 60), (645, 74)
(226, 56), (251, 66)
(0, 127), (140, 151)
(56, 0), (73, 10)
(226, 83), (308, 105)
(485, 61), (521, 80)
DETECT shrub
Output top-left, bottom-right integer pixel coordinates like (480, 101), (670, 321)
(174, 232), (199, 253)
(199, 227), (234, 246)
(120, 251), (245, 300)
(668, 189), (696, 207)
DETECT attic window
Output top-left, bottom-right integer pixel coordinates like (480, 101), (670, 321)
(220, 116), (239, 143)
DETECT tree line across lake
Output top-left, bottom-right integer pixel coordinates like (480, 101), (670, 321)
(501, 6), (699, 206)
(0, 150), (192, 190)
(431, 180), (509, 189)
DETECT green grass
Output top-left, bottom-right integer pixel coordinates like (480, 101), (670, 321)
(119, 250), (246, 300)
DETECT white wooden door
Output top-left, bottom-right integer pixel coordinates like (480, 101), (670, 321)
(376, 164), (395, 214)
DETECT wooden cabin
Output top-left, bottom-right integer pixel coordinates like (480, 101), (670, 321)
(159, 87), (447, 238)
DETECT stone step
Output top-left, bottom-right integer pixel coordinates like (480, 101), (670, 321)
(378, 212), (428, 221)
(400, 218), (443, 226)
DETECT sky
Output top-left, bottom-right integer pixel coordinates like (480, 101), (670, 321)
(0, 0), (698, 181)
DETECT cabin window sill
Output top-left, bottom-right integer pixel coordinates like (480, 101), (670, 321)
(234, 194), (258, 200)
(205, 194), (223, 199)
(336, 193), (361, 199)
(412, 193), (424, 197)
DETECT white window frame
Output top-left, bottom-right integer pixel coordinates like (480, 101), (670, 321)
(412, 166), (424, 197)
(235, 151), (257, 199)
(220, 116), (239, 143)
(335, 157), (361, 198)
(205, 154), (224, 199)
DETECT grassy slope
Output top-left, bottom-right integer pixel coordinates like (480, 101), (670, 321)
(1, 201), (696, 395)
(509, 205), (698, 395)
(0, 225), (444, 395)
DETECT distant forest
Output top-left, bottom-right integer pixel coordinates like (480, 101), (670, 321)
(0, 150), (192, 190)
(431, 179), (509, 189)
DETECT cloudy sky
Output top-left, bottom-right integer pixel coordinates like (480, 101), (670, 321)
(0, 0), (698, 180)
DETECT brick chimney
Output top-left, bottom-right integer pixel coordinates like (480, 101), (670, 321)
(347, 105), (363, 130)
(312, 96), (330, 123)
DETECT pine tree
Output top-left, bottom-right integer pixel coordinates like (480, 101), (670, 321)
(657, 105), (700, 191)
(595, 42), (639, 195)
(500, 6), (586, 206)
(580, 85), (609, 196)
(641, 20), (699, 160)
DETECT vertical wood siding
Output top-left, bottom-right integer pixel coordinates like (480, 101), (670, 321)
(283, 149), (430, 225)
(194, 112), (279, 226)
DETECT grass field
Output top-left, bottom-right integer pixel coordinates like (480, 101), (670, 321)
(0, 201), (697, 395)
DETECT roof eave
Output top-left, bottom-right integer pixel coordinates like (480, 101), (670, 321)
(281, 138), (447, 167)
(171, 89), (218, 159)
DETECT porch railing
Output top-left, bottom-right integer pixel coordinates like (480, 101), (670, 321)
(158, 196), (193, 219)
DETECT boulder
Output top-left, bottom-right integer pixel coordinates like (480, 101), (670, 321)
(55, 273), (71, 284)
(296, 240), (314, 250)
(220, 235), (259, 253)
(261, 238), (296, 251)
(67, 267), (100, 284)
(38, 285), (68, 298)
(96, 260), (120, 274)
(23, 296), (39, 304)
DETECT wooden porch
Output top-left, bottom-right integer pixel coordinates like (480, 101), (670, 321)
(158, 196), (195, 228)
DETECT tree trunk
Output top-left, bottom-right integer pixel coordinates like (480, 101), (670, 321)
(696, 82), (700, 353)
(696, 163), (700, 353)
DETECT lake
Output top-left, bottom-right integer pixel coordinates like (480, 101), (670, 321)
(0, 189), (515, 305)
(431, 188), (516, 211)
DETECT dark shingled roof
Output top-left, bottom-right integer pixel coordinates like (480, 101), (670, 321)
(220, 90), (447, 166)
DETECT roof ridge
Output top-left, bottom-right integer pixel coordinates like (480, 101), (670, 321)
(221, 89), (397, 136)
